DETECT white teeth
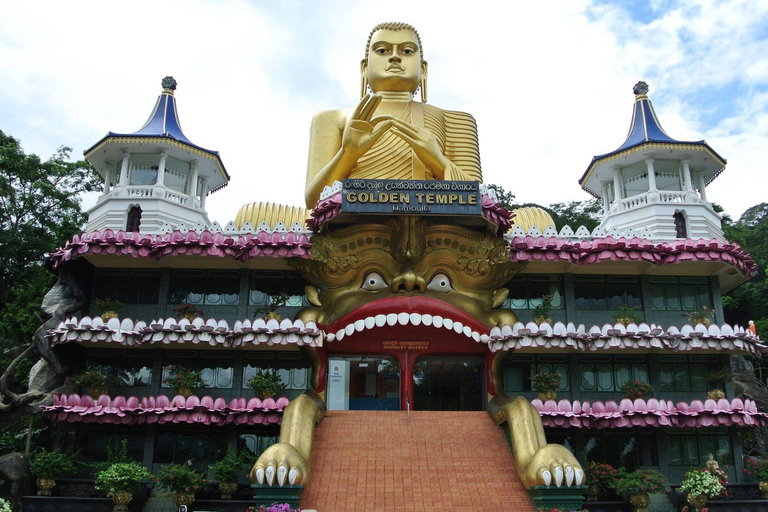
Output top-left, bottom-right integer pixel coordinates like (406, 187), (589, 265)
(386, 313), (398, 326)
(324, 312), (492, 343)
(327, 332), (336, 342)
(354, 319), (365, 332)
(490, 326), (501, 337)
(480, 334), (489, 343)
(472, 331), (480, 342)
(364, 317), (375, 329)
(410, 313), (421, 326)
(255, 467), (265, 484)
(422, 314), (433, 326)
(444, 318), (453, 329)
(336, 329), (345, 341)
(288, 468), (298, 485)
(277, 465), (287, 486)
(345, 323), (355, 336)
(375, 314), (386, 327)
(453, 321), (463, 333)
(433, 316), (444, 328)
(501, 324), (513, 336)
(397, 312), (409, 325)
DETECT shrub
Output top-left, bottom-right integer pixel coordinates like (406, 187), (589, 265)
(163, 365), (204, 390)
(95, 461), (152, 494)
(71, 364), (120, 389)
(706, 369), (733, 383)
(0, 497), (11, 512)
(173, 303), (205, 319)
(613, 303), (643, 325)
(30, 449), (79, 479)
(532, 295), (554, 321)
(620, 380), (653, 400)
(210, 448), (250, 482)
(531, 372), (562, 393)
(615, 468), (667, 496)
(586, 461), (618, 492)
(247, 504), (301, 512)
(247, 369), (284, 398)
(679, 468), (726, 498)
(155, 463), (206, 493)
(93, 298), (123, 312)
(256, 292), (291, 315)
(744, 457), (768, 481)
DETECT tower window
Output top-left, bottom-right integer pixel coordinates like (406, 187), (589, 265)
(674, 212), (687, 238)
(126, 206), (142, 232)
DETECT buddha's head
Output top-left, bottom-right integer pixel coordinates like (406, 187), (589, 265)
(361, 22), (427, 99)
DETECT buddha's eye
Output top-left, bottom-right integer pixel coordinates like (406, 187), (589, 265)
(427, 273), (452, 293)
(362, 272), (388, 291)
(402, 48), (415, 55)
(375, 47), (388, 55)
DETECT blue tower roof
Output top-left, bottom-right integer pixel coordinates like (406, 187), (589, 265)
(579, 82), (725, 190)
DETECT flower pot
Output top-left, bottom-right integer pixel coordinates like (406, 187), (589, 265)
(175, 386), (193, 398)
(585, 482), (600, 501)
(102, 311), (119, 321)
(707, 389), (726, 400)
(36, 477), (56, 496)
(615, 317), (632, 326)
(111, 489), (133, 511)
(90, 385), (109, 397)
(180, 313), (197, 322)
(693, 317), (711, 327)
(219, 481), (238, 499)
(538, 390), (557, 402)
(760, 481), (768, 499)
(629, 492), (650, 512)
(687, 493), (707, 512)
(173, 492), (195, 507)
(264, 311), (282, 321)
(534, 316), (552, 326)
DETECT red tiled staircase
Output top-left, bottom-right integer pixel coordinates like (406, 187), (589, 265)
(300, 411), (535, 512)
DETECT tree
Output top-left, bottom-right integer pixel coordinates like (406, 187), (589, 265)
(547, 199), (603, 231)
(0, 131), (99, 381)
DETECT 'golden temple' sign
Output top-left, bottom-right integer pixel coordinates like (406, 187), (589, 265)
(342, 179), (481, 215)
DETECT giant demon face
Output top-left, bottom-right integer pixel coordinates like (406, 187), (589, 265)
(292, 217), (522, 340)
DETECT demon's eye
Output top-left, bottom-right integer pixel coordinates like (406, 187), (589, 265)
(362, 272), (388, 291)
(427, 273), (452, 293)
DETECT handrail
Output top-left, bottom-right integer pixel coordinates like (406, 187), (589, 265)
(405, 391), (410, 425)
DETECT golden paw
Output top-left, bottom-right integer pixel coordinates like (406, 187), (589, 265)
(523, 443), (584, 488)
(250, 442), (309, 486)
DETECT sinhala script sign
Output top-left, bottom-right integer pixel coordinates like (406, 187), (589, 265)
(341, 179), (481, 215)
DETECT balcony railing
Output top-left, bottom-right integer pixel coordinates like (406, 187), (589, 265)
(618, 190), (701, 211)
(108, 185), (198, 209)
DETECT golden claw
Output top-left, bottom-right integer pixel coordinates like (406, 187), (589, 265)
(250, 442), (308, 486)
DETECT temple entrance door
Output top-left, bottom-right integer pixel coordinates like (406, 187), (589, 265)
(412, 356), (485, 411)
(327, 356), (401, 411)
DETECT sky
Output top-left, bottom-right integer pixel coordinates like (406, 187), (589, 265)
(2, 0), (767, 223)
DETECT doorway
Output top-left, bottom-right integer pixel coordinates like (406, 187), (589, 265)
(327, 356), (401, 411)
(413, 357), (485, 411)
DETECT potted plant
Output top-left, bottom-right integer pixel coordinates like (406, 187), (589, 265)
(30, 449), (79, 495)
(706, 369), (733, 400)
(615, 468), (667, 512)
(683, 306), (715, 327)
(247, 504), (301, 512)
(613, 303), (643, 326)
(532, 372), (561, 402)
(95, 461), (153, 511)
(209, 448), (250, 499)
(744, 457), (768, 498)
(532, 295), (553, 326)
(94, 297), (123, 321)
(173, 303), (205, 321)
(71, 364), (120, 397)
(247, 369), (284, 400)
(620, 380), (653, 400)
(155, 463), (206, 508)
(0, 498), (11, 512)
(163, 364), (205, 398)
(585, 461), (618, 501)
(679, 467), (725, 512)
(256, 292), (290, 321)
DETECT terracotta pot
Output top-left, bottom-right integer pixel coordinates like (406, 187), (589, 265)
(687, 493), (707, 512)
(760, 481), (768, 499)
(173, 492), (196, 507)
(538, 390), (557, 402)
(175, 386), (193, 398)
(585, 482), (601, 501)
(111, 489), (133, 511)
(102, 311), (119, 321)
(264, 311), (282, 321)
(629, 492), (650, 512)
(36, 477), (56, 496)
(707, 389), (726, 400)
(219, 481), (238, 499)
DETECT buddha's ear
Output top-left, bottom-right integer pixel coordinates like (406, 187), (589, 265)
(492, 287), (509, 308)
(360, 59), (369, 99)
(305, 285), (322, 307)
(420, 60), (428, 103)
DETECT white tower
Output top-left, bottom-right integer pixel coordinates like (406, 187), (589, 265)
(83, 76), (229, 234)
(580, 82), (726, 241)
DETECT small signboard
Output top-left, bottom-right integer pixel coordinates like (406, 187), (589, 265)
(341, 179), (481, 216)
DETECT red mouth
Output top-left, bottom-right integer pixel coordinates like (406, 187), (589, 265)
(323, 296), (490, 341)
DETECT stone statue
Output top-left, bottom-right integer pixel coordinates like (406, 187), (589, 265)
(304, 22), (482, 208)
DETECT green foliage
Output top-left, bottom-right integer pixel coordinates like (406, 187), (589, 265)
(615, 468), (667, 495)
(0, 497), (11, 512)
(531, 372), (562, 393)
(706, 369), (733, 383)
(0, 419), (48, 456)
(486, 184), (516, 210)
(547, 199), (603, 231)
(90, 438), (134, 475)
(209, 448), (250, 482)
(247, 369), (284, 397)
(95, 461), (152, 494)
(30, 449), (79, 478)
(532, 295), (553, 321)
(586, 461), (619, 492)
(172, 303), (205, 319)
(620, 380), (654, 400)
(256, 292), (291, 315)
(93, 298), (123, 313)
(744, 457), (768, 481)
(163, 365), (204, 389)
(71, 364), (120, 389)
(155, 463), (206, 493)
(679, 468), (725, 498)
(613, 304), (643, 325)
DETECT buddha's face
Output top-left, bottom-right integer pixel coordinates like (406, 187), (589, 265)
(363, 29), (426, 94)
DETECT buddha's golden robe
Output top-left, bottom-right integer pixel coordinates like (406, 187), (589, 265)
(349, 102), (482, 182)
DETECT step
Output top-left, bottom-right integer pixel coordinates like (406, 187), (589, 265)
(300, 410), (534, 512)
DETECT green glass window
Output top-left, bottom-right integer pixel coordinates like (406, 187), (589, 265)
(95, 269), (161, 305)
(168, 270), (240, 305)
(657, 356), (716, 392)
(666, 430), (732, 466)
(503, 355), (569, 392)
(650, 277), (712, 312)
(578, 356), (648, 392)
(504, 275), (563, 310)
(574, 276), (642, 311)
(161, 351), (234, 389)
(584, 428), (657, 470)
(154, 428), (228, 471)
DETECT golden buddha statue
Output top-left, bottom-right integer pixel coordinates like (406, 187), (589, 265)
(304, 22), (482, 208)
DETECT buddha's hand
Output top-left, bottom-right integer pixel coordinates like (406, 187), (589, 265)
(341, 93), (393, 161)
(389, 118), (450, 177)
(250, 442), (309, 486)
(518, 443), (584, 489)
